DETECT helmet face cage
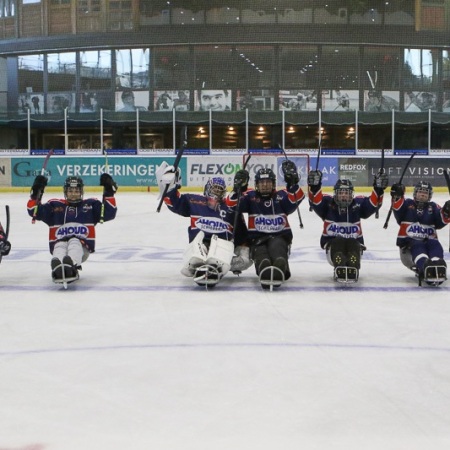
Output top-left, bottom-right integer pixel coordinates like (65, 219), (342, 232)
(255, 168), (276, 196)
(204, 177), (226, 202)
(413, 181), (432, 204)
(334, 179), (354, 208)
(64, 176), (84, 203)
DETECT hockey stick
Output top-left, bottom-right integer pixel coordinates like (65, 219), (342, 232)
(278, 145), (303, 228)
(100, 148), (109, 224)
(32, 149), (53, 224)
(0, 205), (10, 264)
(232, 153), (252, 240)
(375, 147), (385, 219)
(156, 125), (187, 213)
(309, 144), (322, 212)
(443, 169), (450, 251)
(383, 152), (416, 229)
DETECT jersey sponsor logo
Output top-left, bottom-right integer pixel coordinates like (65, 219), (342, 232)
(254, 215), (286, 233)
(195, 217), (229, 233)
(326, 222), (360, 238)
(55, 222), (90, 239)
(405, 222), (435, 239)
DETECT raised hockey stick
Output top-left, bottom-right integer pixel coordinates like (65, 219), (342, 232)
(32, 149), (53, 224)
(278, 145), (304, 229)
(375, 147), (385, 219)
(232, 153), (252, 241)
(0, 205), (10, 264)
(156, 125), (187, 213)
(443, 169), (450, 251)
(383, 152), (416, 229)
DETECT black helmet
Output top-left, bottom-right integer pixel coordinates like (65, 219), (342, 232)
(333, 179), (354, 208)
(255, 168), (276, 197)
(64, 176), (84, 204)
(413, 181), (432, 206)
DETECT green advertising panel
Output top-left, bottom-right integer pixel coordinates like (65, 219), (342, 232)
(11, 156), (187, 188)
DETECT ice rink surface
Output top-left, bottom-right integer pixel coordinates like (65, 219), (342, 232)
(1, 190), (450, 450)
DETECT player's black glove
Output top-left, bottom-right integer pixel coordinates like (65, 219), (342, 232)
(307, 170), (322, 194)
(282, 160), (300, 188)
(373, 172), (389, 196)
(100, 173), (118, 196)
(390, 183), (405, 199)
(30, 175), (48, 199)
(442, 200), (450, 218)
(233, 169), (249, 193)
(0, 237), (11, 256)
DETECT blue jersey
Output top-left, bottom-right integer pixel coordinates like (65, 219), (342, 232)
(392, 197), (450, 248)
(27, 196), (117, 253)
(309, 189), (381, 248)
(164, 189), (234, 243)
(227, 186), (304, 244)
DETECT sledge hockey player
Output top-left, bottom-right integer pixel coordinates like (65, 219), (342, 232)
(228, 161), (305, 290)
(27, 173), (117, 286)
(390, 181), (450, 286)
(157, 163), (252, 287)
(0, 221), (11, 258)
(308, 171), (388, 283)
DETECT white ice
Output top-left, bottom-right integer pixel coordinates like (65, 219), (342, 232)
(1, 190), (450, 450)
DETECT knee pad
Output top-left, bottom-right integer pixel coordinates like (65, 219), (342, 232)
(206, 235), (234, 276)
(230, 246), (253, 273)
(181, 231), (207, 277)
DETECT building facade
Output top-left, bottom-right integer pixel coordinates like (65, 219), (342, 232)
(0, 0), (449, 151)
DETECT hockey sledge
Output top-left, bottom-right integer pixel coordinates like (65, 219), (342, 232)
(193, 264), (221, 288)
(259, 266), (285, 291)
(52, 257), (80, 290)
(419, 264), (447, 287)
(334, 266), (359, 284)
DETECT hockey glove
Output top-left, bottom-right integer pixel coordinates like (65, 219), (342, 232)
(282, 160), (300, 188)
(233, 169), (250, 193)
(100, 173), (118, 196)
(442, 200), (450, 218)
(0, 238), (11, 256)
(373, 172), (389, 195)
(30, 175), (48, 199)
(307, 170), (322, 194)
(159, 165), (181, 193)
(390, 183), (405, 200)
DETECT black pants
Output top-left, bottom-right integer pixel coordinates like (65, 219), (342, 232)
(251, 235), (291, 280)
(327, 237), (362, 269)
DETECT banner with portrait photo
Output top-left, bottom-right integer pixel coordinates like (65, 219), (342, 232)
(18, 93), (44, 115)
(404, 91), (437, 112)
(322, 90), (358, 111)
(443, 92), (450, 112)
(115, 89), (149, 112)
(279, 90), (317, 111)
(364, 90), (399, 112)
(237, 89), (274, 111)
(80, 91), (113, 113)
(153, 90), (190, 111)
(47, 93), (76, 114)
(195, 89), (232, 111)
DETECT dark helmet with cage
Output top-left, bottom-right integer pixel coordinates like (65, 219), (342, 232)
(333, 179), (354, 208)
(255, 168), (276, 197)
(64, 176), (84, 205)
(204, 177), (227, 209)
(413, 180), (433, 207)
(367, 89), (382, 100)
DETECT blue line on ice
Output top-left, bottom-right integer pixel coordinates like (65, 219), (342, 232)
(1, 285), (448, 292)
(2, 341), (450, 357)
